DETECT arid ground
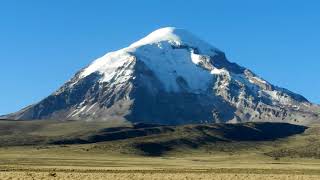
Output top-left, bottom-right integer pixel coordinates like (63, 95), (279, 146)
(1, 120), (320, 179)
(1, 151), (320, 180)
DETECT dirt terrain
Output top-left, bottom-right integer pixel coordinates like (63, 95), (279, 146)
(1, 120), (320, 179)
(1, 169), (320, 180)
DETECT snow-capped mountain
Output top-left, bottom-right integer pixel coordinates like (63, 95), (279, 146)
(4, 27), (319, 125)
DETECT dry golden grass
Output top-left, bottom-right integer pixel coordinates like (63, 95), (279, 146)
(1, 144), (320, 180)
(1, 121), (320, 179)
(1, 170), (320, 180)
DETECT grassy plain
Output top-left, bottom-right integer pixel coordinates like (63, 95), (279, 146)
(0, 120), (320, 179)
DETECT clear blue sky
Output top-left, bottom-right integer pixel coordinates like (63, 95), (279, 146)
(0, 0), (319, 115)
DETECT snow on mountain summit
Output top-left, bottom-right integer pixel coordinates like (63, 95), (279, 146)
(80, 27), (221, 92)
(129, 27), (218, 54)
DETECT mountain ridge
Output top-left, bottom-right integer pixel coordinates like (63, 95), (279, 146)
(3, 27), (319, 125)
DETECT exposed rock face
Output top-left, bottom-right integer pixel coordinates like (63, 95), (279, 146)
(3, 27), (319, 125)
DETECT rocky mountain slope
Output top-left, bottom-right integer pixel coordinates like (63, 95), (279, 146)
(3, 27), (319, 125)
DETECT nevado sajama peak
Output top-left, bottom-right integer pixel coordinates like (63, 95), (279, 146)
(4, 27), (319, 125)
